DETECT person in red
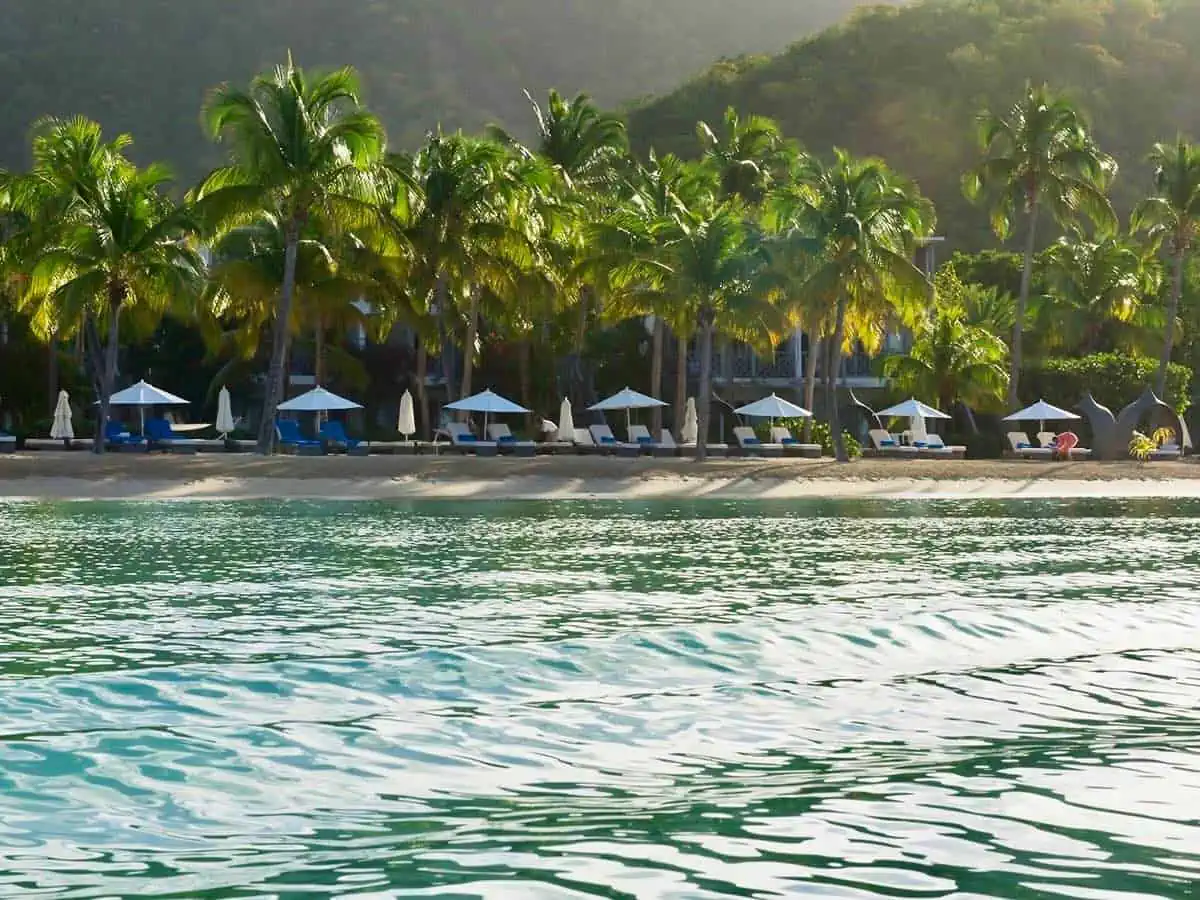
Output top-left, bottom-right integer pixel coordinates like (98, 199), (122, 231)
(1053, 431), (1079, 460)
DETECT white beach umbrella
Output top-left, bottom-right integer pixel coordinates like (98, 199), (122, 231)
(1003, 399), (1080, 433)
(735, 393), (812, 422)
(107, 379), (189, 435)
(215, 386), (236, 438)
(682, 397), (699, 444)
(50, 390), (73, 441)
(876, 398), (949, 445)
(397, 390), (417, 439)
(557, 398), (575, 440)
(277, 386), (363, 412)
(445, 389), (529, 436)
(589, 386), (668, 434)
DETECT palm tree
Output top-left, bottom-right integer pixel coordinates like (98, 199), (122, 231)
(774, 150), (933, 461)
(1132, 137), (1200, 394)
(659, 202), (778, 459)
(882, 306), (1009, 431)
(697, 107), (792, 204)
(963, 83), (1116, 405)
(1037, 236), (1163, 356)
(195, 56), (386, 453)
(4, 117), (204, 452)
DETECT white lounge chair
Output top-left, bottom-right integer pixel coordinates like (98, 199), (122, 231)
(589, 424), (641, 457)
(733, 425), (783, 457)
(441, 422), (499, 456)
(628, 424), (676, 457)
(1006, 431), (1053, 459)
(487, 424), (536, 457)
(769, 426), (822, 458)
(918, 434), (966, 459)
(868, 429), (918, 457)
(1037, 431), (1058, 448)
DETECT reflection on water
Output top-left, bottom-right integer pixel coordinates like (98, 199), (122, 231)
(0, 498), (1198, 898)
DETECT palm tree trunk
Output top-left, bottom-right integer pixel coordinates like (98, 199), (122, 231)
(95, 291), (123, 455)
(256, 216), (301, 454)
(460, 283), (481, 399)
(960, 401), (979, 435)
(314, 318), (325, 386)
(47, 333), (58, 416)
(1157, 248), (1185, 397)
(518, 337), (533, 432)
(1011, 203), (1039, 407)
(415, 339), (429, 439)
(827, 296), (849, 462)
(650, 317), (664, 437)
(674, 331), (688, 438)
(695, 308), (715, 461)
(803, 333), (821, 442)
(437, 274), (458, 407)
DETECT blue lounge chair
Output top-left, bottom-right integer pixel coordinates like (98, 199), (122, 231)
(145, 417), (202, 453)
(104, 420), (147, 450)
(319, 420), (365, 453)
(0, 431), (14, 453)
(276, 419), (324, 454)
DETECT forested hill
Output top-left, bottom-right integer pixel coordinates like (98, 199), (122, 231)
(628, 0), (1200, 250)
(0, 0), (880, 177)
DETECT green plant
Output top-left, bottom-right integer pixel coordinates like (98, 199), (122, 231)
(1129, 427), (1177, 460)
(1022, 353), (1191, 414)
(810, 421), (861, 459)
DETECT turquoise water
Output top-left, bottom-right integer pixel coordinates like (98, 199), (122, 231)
(1, 498), (1199, 899)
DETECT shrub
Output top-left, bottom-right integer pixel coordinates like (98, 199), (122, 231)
(810, 421), (862, 459)
(1022, 354), (1191, 415)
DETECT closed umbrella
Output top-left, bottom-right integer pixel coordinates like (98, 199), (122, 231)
(215, 387), (236, 438)
(397, 390), (417, 439)
(557, 398), (575, 441)
(50, 390), (73, 441)
(445, 389), (529, 438)
(589, 387), (668, 435)
(682, 397), (699, 444)
(107, 379), (189, 435)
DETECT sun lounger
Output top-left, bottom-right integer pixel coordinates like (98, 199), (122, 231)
(769, 426), (822, 458)
(589, 424), (641, 457)
(914, 433), (965, 459)
(733, 426), (783, 457)
(0, 432), (14, 453)
(105, 421), (147, 452)
(627, 424), (677, 457)
(486, 424), (537, 457)
(276, 419), (325, 455)
(24, 437), (96, 451)
(319, 420), (369, 455)
(1005, 431), (1053, 459)
(440, 422), (499, 456)
(145, 417), (203, 454)
(867, 429), (918, 457)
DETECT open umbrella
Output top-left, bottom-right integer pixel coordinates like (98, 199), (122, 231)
(397, 390), (416, 439)
(107, 380), (189, 435)
(876, 398), (950, 446)
(682, 397), (699, 444)
(445, 389), (529, 438)
(216, 387), (236, 438)
(1003, 399), (1080, 433)
(277, 387), (363, 412)
(735, 393), (812, 423)
(50, 390), (74, 441)
(589, 387), (668, 436)
(557, 398), (575, 441)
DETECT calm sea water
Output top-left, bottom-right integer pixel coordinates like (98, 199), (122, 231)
(0, 498), (1198, 899)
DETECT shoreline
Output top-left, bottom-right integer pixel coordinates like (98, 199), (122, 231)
(2, 453), (1199, 501)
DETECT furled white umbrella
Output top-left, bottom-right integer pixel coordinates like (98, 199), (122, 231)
(277, 386), (363, 412)
(107, 379), (189, 435)
(50, 390), (73, 441)
(215, 386), (236, 438)
(397, 390), (417, 439)
(682, 397), (699, 444)
(557, 397), (575, 441)
(589, 386), (668, 434)
(445, 389), (529, 437)
(1003, 399), (1080, 433)
(735, 393), (812, 423)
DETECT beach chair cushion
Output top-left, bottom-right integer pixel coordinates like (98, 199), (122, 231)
(276, 420), (321, 446)
(319, 420), (360, 448)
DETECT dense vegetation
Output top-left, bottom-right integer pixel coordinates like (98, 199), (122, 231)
(628, 0), (1200, 250)
(0, 0), (881, 178)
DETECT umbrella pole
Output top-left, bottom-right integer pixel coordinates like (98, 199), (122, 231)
(140, 406), (145, 436)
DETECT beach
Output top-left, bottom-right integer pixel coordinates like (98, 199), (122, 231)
(2, 452), (1199, 500)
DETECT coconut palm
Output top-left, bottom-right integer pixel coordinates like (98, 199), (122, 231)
(1037, 236), (1163, 356)
(882, 307), (1009, 431)
(4, 117), (204, 452)
(697, 107), (792, 204)
(194, 56), (387, 453)
(774, 150), (933, 461)
(1131, 137), (1200, 393)
(963, 83), (1117, 405)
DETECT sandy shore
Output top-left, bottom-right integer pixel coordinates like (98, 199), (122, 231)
(1, 452), (1199, 500)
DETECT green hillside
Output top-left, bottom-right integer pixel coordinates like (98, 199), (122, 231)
(0, 0), (880, 177)
(627, 0), (1200, 249)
